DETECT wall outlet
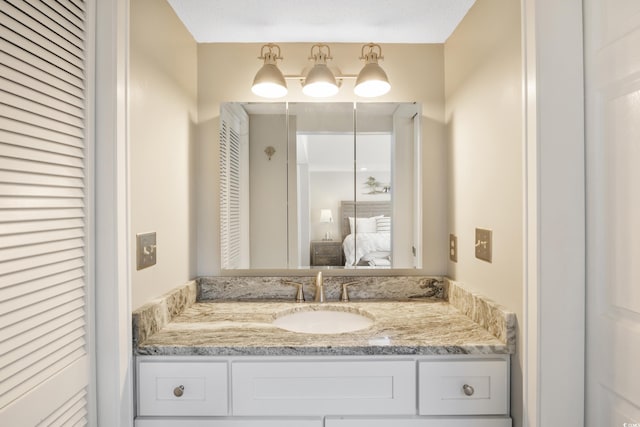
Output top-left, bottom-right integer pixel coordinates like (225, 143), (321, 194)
(449, 234), (458, 262)
(475, 228), (492, 263)
(136, 231), (157, 270)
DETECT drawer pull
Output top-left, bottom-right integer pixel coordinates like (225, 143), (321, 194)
(173, 385), (185, 397)
(462, 384), (475, 396)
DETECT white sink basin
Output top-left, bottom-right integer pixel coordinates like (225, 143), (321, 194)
(273, 307), (374, 334)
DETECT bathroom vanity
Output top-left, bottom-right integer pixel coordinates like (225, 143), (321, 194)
(136, 354), (509, 426)
(132, 278), (515, 426)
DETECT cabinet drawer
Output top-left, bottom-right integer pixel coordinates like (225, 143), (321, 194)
(313, 244), (339, 256)
(418, 359), (508, 415)
(138, 360), (228, 416)
(310, 242), (342, 266)
(326, 417), (511, 426)
(232, 360), (415, 416)
(136, 418), (322, 426)
(313, 254), (341, 265)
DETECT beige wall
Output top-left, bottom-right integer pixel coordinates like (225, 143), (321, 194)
(444, 0), (523, 425)
(248, 115), (289, 267)
(129, 0), (198, 309)
(197, 43), (448, 275)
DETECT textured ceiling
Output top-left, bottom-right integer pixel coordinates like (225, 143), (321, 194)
(167, 0), (476, 43)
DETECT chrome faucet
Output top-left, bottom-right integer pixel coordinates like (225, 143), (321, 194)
(314, 271), (326, 303)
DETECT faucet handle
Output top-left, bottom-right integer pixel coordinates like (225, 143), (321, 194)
(282, 280), (305, 302)
(340, 281), (359, 302)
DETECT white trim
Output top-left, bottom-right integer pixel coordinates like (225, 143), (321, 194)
(94, 0), (133, 425)
(522, 0), (586, 426)
(85, 0), (97, 424)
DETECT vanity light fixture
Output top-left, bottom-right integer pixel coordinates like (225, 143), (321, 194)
(251, 44), (288, 98)
(354, 43), (391, 98)
(302, 44), (339, 97)
(251, 43), (391, 99)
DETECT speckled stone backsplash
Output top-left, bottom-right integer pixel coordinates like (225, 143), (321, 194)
(447, 278), (516, 353)
(132, 280), (197, 347)
(197, 276), (446, 301)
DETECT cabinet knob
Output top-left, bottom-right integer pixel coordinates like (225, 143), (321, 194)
(462, 384), (474, 396)
(173, 385), (184, 397)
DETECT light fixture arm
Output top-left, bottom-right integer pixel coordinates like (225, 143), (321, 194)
(360, 43), (384, 63)
(308, 44), (333, 64)
(283, 74), (356, 80)
(258, 43), (283, 65)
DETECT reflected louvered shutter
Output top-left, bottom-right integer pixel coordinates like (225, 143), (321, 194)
(0, 0), (90, 424)
(219, 105), (248, 269)
(228, 125), (241, 264)
(219, 117), (231, 267)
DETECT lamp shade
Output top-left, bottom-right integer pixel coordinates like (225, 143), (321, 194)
(252, 63), (288, 98)
(303, 44), (339, 98)
(354, 43), (391, 98)
(302, 64), (339, 97)
(354, 62), (390, 97)
(319, 209), (334, 223)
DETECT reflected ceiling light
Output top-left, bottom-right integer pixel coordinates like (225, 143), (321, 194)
(354, 43), (391, 98)
(251, 44), (288, 98)
(302, 44), (339, 97)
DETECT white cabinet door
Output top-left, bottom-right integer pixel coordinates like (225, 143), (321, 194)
(232, 360), (415, 416)
(418, 359), (508, 415)
(135, 418), (323, 427)
(138, 360), (228, 416)
(325, 417), (511, 426)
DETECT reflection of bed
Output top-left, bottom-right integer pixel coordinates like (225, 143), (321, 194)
(340, 201), (392, 267)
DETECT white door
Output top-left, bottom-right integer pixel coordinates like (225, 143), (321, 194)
(584, 0), (640, 425)
(0, 0), (92, 424)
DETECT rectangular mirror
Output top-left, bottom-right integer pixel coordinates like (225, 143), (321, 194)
(220, 102), (422, 270)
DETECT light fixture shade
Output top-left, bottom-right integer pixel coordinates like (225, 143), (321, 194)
(354, 63), (391, 97)
(252, 44), (288, 98)
(252, 63), (287, 98)
(354, 43), (391, 98)
(319, 209), (334, 223)
(303, 44), (339, 97)
(303, 64), (339, 97)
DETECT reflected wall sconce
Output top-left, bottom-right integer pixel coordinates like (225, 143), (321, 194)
(251, 43), (391, 99)
(264, 146), (276, 160)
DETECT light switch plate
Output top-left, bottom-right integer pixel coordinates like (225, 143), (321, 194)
(136, 231), (157, 270)
(475, 228), (492, 263)
(449, 233), (458, 262)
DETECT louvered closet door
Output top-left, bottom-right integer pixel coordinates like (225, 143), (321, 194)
(0, 0), (91, 425)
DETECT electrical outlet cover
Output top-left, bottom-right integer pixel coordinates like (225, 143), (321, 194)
(449, 233), (458, 262)
(475, 228), (492, 263)
(136, 232), (157, 270)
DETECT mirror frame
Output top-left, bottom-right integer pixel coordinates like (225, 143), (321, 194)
(219, 101), (424, 274)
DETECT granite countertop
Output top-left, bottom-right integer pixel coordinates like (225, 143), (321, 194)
(135, 298), (510, 356)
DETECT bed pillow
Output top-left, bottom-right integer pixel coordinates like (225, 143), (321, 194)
(376, 216), (391, 233)
(348, 216), (379, 233)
